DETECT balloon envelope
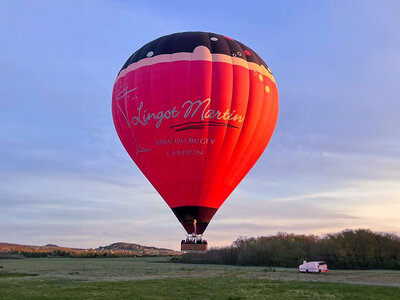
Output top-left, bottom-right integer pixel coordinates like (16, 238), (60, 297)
(112, 32), (278, 234)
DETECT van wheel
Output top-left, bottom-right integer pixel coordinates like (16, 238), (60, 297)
(306, 270), (308, 273)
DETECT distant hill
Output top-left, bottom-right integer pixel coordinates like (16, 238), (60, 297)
(0, 242), (180, 258)
(96, 242), (180, 256)
(98, 242), (171, 252)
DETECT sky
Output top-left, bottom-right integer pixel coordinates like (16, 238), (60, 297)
(1, 0), (399, 250)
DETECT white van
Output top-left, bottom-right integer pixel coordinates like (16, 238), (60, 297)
(299, 261), (329, 273)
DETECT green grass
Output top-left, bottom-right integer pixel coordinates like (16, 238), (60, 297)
(1, 277), (399, 299)
(0, 257), (399, 299)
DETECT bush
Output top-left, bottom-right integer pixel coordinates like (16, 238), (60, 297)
(176, 229), (400, 270)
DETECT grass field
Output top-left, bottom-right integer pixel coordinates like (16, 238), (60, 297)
(0, 257), (399, 299)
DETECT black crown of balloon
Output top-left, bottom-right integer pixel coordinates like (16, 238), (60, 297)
(119, 31), (271, 75)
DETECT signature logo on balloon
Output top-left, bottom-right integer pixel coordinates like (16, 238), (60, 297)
(131, 98), (245, 130)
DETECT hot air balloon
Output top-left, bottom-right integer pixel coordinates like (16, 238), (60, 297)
(112, 32), (278, 251)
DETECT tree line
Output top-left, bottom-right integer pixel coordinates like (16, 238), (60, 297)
(176, 229), (400, 269)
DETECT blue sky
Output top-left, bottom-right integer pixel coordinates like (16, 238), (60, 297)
(1, 1), (399, 250)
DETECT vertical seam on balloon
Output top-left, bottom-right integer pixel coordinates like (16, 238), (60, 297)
(206, 36), (238, 209)
(165, 37), (174, 208)
(222, 40), (253, 204)
(217, 37), (235, 159)
(200, 33), (218, 209)
(188, 36), (195, 206)
(170, 34), (185, 208)
(238, 65), (267, 168)
(228, 52), (266, 187)
(219, 41), (253, 200)
(197, 33), (213, 207)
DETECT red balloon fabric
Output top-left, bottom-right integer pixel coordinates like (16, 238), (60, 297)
(112, 32), (278, 234)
